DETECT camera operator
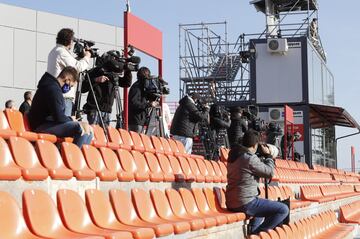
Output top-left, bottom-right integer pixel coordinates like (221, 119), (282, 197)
(226, 129), (288, 234)
(28, 66), (93, 149)
(170, 93), (209, 154)
(227, 107), (248, 148)
(265, 122), (283, 149)
(280, 132), (301, 161)
(81, 62), (132, 127)
(209, 103), (231, 150)
(47, 28), (91, 116)
(128, 67), (159, 133)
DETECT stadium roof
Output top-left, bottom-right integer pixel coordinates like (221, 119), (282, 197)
(309, 104), (360, 130)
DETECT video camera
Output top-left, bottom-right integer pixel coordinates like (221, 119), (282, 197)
(73, 38), (99, 58)
(85, 48), (141, 88)
(144, 76), (170, 102)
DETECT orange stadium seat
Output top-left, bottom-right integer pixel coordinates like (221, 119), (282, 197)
(5, 109), (57, 142)
(178, 188), (218, 228)
(165, 188), (206, 230)
(23, 189), (102, 239)
(203, 188), (245, 222)
(195, 158), (213, 183)
(118, 128), (135, 150)
(174, 139), (204, 160)
(144, 152), (174, 182)
(91, 125), (119, 150)
(35, 139), (73, 180)
(154, 153), (176, 182)
(177, 156), (196, 182)
(132, 188), (190, 234)
(116, 149), (146, 181)
(0, 191), (43, 239)
(150, 135), (165, 155)
(140, 134), (157, 153)
(85, 189), (155, 239)
(186, 157), (205, 183)
(98, 147), (134, 181)
(0, 137), (21, 180)
(131, 150), (163, 182)
(82, 145), (117, 181)
(189, 188), (228, 226)
(167, 138), (186, 157)
(219, 147), (229, 162)
(159, 137), (174, 156)
(167, 155), (187, 182)
(61, 142), (96, 180)
(0, 111), (16, 139)
(150, 189), (194, 232)
(109, 189), (174, 237)
(211, 160), (227, 183)
(203, 159), (222, 183)
(57, 189), (133, 239)
(8, 137), (48, 180)
(107, 126), (131, 150)
(129, 131), (146, 152)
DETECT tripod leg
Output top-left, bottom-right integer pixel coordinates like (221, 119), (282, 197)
(114, 86), (123, 129)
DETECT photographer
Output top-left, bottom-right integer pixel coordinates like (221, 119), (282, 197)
(266, 122), (283, 148)
(209, 103), (231, 150)
(226, 129), (288, 234)
(170, 93), (209, 154)
(128, 67), (159, 133)
(227, 107), (248, 148)
(47, 28), (91, 116)
(28, 67), (93, 149)
(81, 54), (133, 127)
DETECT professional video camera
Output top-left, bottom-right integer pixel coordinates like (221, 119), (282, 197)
(144, 76), (170, 102)
(243, 106), (266, 132)
(73, 38), (99, 58)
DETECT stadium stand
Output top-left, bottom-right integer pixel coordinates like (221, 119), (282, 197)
(1, 109), (360, 238)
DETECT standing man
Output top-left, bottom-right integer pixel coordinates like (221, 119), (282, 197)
(19, 91), (32, 115)
(170, 93), (209, 154)
(47, 28), (91, 116)
(28, 66), (93, 149)
(128, 67), (159, 133)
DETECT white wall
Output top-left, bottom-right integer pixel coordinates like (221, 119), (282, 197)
(255, 41), (303, 104)
(0, 3), (123, 110)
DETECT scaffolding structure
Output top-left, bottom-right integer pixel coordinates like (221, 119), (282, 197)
(179, 22), (252, 104)
(179, 0), (325, 107)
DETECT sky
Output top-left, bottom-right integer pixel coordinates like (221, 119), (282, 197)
(0, 0), (359, 170)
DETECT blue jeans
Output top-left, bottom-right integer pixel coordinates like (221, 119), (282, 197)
(233, 197), (289, 234)
(64, 98), (74, 117)
(35, 121), (93, 149)
(172, 135), (193, 154)
(87, 111), (110, 127)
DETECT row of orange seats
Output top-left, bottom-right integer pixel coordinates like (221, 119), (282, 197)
(340, 200), (360, 224)
(0, 187), (245, 239)
(273, 168), (334, 183)
(274, 159), (310, 171)
(258, 185), (311, 210)
(0, 136), (227, 182)
(332, 173), (360, 183)
(300, 185), (360, 203)
(249, 211), (354, 239)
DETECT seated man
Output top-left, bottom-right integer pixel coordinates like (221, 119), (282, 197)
(28, 66), (93, 148)
(225, 129), (289, 235)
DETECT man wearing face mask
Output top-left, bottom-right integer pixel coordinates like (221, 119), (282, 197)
(28, 66), (93, 149)
(47, 28), (91, 116)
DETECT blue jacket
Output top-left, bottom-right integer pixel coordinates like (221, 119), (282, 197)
(29, 72), (72, 130)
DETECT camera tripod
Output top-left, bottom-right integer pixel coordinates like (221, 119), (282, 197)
(143, 105), (165, 137)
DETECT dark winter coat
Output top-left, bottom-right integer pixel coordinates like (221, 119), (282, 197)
(128, 79), (148, 126)
(170, 95), (209, 138)
(28, 72), (72, 130)
(227, 117), (248, 147)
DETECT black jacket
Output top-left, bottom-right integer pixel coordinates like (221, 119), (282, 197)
(227, 117), (248, 147)
(19, 101), (31, 115)
(170, 95), (209, 138)
(28, 72), (72, 130)
(209, 104), (231, 130)
(128, 79), (148, 126)
(82, 69), (132, 113)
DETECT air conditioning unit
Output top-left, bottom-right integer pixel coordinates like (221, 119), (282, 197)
(268, 108), (284, 122)
(267, 38), (288, 53)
